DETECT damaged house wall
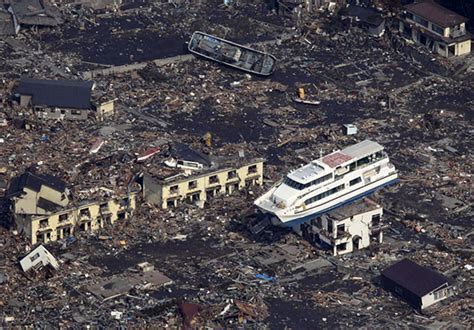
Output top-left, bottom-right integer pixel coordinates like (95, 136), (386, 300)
(16, 192), (138, 245)
(6, 171), (69, 215)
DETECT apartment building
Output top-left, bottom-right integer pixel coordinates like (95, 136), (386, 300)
(15, 193), (137, 245)
(299, 198), (383, 256)
(142, 159), (264, 209)
(7, 169), (137, 245)
(399, 1), (471, 58)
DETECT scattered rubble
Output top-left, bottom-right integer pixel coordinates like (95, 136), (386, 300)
(0, 0), (472, 327)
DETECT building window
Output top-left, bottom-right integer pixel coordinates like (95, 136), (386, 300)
(30, 252), (40, 262)
(248, 165), (257, 174)
(413, 15), (428, 28)
(434, 289), (446, 300)
(79, 208), (90, 217)
(337, 224), (345, 237)
(121, 197), (129, 207)
(170, 185), (179, 194)
(99, 203), (109, 213)
(314, 217), (322, 229)
(349, 177), (362, 186)
(432, 24), (444, 35)
(209, 175), (219, 184)
(60, 109), (66, 115)
(337, 243), (347, 252)
(166, 199), (175, 208)
(227, 170), (237, 180)
(372, 214), (381, 225)
(71, 109), (82, 115)
(188, 180), (197, 189)
(39, 219), (49, 228)
(117, 211), (126, 220)
(327, 221), (333, 234)
(59, 213), (68, 222)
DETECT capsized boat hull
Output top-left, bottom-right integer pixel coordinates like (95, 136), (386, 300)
(188, 31), (277, 76)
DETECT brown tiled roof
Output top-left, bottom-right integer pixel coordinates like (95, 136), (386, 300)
(404, 1), (467, 28)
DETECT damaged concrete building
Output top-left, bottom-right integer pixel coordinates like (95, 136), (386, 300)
(399, 1), (472, 58)
(15, 78), (115, 121)
(142, 157), (264, 209)
(7, 170), (138, 244)
(299, 198), (383, 256)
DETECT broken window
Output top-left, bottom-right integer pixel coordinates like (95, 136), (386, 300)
(117, 211), (126, 220)
(99, 203), (109, 213)
(79, 208), (90, 217)
(337, 243), (347, 252)
(39, 219), (49, 228)
(372, 214), (381, 225)
(121, 197), (129, 206)
(245, 179), (256, 187)
(188, 180), (197, 189)
(59, 213), (68, 222)
(314, 217), (322, 229)
(327, 221), (333, 234)
(64, 227), (72, 236)
(337, 224), (345, 237)
(209, 175), (219, 184)
(166, 199), (175, 208)
(248, 165), (257, 174)
(170, 185), (179, 194)
(36, 233), (44, 243)
(227, 170), (237, 180)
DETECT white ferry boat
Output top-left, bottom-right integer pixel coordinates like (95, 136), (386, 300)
(254, 140), (398, 227)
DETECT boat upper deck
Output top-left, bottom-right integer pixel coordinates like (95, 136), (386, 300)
(287, 162), (326, 184)
(322, 140), (384, 168)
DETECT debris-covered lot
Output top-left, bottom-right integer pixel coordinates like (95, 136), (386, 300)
(0, 0), (473, 327)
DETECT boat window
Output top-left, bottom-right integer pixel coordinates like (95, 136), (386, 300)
(304, 184), (345, 205)
(349, 177), (362, 186)
(284, 173), (332, 190)
(356, 156), (371, 167)
(283, 177), (304, 190)
(306, 173), (332, 188)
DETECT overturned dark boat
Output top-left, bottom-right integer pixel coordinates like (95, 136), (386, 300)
(188, 31), (277, 76)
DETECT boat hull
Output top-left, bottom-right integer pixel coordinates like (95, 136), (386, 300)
(188, 31), (277, 76)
